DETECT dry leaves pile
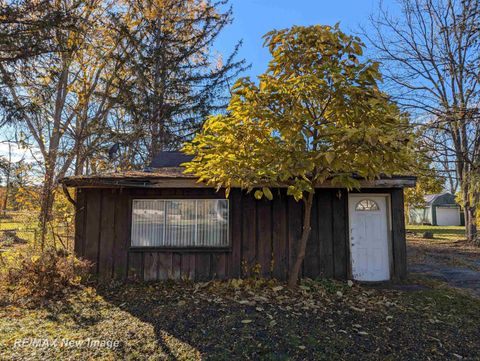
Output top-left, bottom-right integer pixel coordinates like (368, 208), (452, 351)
(100, 278), (480, 360)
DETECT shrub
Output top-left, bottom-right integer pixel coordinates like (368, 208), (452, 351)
(0, 247), (91, 303)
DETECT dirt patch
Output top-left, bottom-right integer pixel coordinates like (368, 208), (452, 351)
(408, 236), (480, 270)
(408, 236), (480, 297)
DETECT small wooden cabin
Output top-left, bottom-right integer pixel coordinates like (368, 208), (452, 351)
(61, 152), (415, 283)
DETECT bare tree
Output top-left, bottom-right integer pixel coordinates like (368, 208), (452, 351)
(367, 0), (480, 242)
(0, 0), (123, 248)
(423, 128), (459, 194)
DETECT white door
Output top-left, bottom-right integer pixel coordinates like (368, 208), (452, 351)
(436, 207), (460, 226)
(349, 195), (390, 281)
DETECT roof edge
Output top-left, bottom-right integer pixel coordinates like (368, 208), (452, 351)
(61, 175), (416, 189)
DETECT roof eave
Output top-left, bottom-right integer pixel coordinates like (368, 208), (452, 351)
(62, 177), (416, 189)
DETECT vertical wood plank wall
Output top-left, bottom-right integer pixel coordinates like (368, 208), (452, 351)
(74, 187), (407, 282)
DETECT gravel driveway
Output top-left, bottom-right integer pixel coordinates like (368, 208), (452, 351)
(408, 236), (480, 297)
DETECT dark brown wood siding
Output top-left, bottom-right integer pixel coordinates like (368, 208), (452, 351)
(391, 188), (408, 279)
(74, 187), (407, 282)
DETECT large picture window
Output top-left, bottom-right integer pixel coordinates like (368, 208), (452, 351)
(131, 199), (229, 248)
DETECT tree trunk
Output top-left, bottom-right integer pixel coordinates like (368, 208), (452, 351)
(288, 191), (314, 288)
(466, 206), (477, 243)
(38, 165), (56, 250)
(462, 186), (478, 244)
(2, 143), (12, 215)
(1, 168), (9, 214)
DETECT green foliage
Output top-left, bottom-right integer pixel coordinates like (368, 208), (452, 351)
(404, 165), (443, 209)
(183, 25), (415, 200)
(0, 247), (91, 303)
(405, 174), (443, 208)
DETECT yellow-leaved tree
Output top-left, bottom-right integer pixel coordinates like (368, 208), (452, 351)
(183, 25), (415, 287)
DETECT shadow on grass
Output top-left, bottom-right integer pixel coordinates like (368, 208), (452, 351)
(43, 297), (103, 327)
(96, 282), (283, 359)
(95, 280), (361, 360)
(95, 278), (480, 360)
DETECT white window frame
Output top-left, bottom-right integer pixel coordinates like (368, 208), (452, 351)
(130, 198), (230, 248)
(355, 198), (380, 211)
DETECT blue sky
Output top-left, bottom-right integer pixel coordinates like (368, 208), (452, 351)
(215, 0), (398, 78)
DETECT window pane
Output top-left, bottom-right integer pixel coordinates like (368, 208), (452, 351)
(355, 199), (380, 211)
(131, 200), (165, 246)
(164, 200), (197, 247)
(131, 199), (229, 247)
(197, 200), (229, 247)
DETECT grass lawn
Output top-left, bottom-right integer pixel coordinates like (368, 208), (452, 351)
(406, 225), (466, 241)
(1, 279), (480, 360)
(0, 218), (27, 231)
(0, 211), (35, 228)
(0, 212), (39, 245)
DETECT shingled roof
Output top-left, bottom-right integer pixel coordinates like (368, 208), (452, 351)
(60, 151), (416, 188)
(61, 172), (415, 189)
(61, 152), (197, 187)
(148, 151), (193, 169)
(423, 192), (458, 206)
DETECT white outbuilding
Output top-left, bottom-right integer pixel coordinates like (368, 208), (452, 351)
(409, 193), (463, 226)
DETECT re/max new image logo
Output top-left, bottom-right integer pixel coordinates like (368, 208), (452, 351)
(13, 338), (121, 349)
